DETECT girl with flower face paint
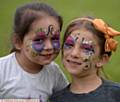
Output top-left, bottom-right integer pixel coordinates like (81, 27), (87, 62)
(50, 16), (120, 102)
(0, 2), (68, 100)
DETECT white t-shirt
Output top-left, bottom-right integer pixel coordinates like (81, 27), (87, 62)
(0, 53), (68, 101)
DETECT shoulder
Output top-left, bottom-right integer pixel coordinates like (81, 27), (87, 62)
(104, 80), (120, 88)
(103, 79), (120, 101)
(0, 53), (15, 66)
(103, 79), (120, 90)
(50, 85), (69, 100)
(0, 53), (15, 61)
(45, 61), (62, 74)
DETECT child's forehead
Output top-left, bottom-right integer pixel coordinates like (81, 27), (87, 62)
(69, 29), (95, 40)
(31, 17), (60, 31)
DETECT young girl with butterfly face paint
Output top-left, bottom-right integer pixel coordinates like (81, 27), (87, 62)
(0, 2), (68, 100)
(50, 16), (120, 102)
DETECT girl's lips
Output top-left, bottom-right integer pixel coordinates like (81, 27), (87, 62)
(39, 53), (54, 59)
(67, 59), (82, 65)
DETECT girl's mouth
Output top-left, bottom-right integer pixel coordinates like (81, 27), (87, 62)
(40, 53), (55, 59)
(67, 59), (82, 65)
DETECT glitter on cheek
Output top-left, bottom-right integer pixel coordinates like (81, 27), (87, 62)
(80, 38), (95, 56)
(64, 36), (75, 49)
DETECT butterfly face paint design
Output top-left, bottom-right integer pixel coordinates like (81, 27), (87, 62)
(80, 38), (95, 70)
(81, 38), (95, 56)
(31, 25), (60, 55)
(51, 31), (60, 51)
(64, 34), (79, 49)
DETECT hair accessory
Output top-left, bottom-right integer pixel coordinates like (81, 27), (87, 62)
(70, 18), (120, 52)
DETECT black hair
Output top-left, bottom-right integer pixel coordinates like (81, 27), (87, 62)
(11, 2), (63, 52)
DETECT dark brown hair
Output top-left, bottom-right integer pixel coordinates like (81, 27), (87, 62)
(11, 2), (63, 52)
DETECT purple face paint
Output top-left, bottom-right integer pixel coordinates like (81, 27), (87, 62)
(52, 31), (60, 51)
(31, 25), (60, 53)
(81, 38), (95, 56)
(31, 30), (47, 53)
(64, 32), (81, 49)
(64, 36), (75, 49)
(80, 38), (95, 69)
(31, 41), (44, 52)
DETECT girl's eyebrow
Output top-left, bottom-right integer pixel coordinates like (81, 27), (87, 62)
(35, 25), (60, 36)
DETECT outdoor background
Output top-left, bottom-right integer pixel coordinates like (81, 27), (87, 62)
(0, 0), (120, 82)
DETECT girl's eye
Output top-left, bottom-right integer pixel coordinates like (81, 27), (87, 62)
(51, 32), (60, 41)
(64, 36), (75, 49)
(81, 44), (94, 53)
(33, 34), (47, 42)
(65, 41), (74, 47)
(64, 40), (74, 49)
(33, 37), (45, 44)
(54, 31), (60, 35)
(51, 36), (60, 41)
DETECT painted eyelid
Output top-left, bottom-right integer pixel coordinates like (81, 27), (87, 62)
(65, 37), (75, 45)
(81, 44), (94, 51)
(37, 31), (46, 35)
(51, 35), (60, 40)
(65, 40), (74, 46)
(53, 30), (60, 34)
(34, 34), (47, 40)
(33, 37), (45, 43)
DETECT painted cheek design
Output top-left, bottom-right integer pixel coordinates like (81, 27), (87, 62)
(81, 38), (95, 56)
(64, 36), (75, 49)
(33, 25), (60, 53)
(31, 41), (45, 53)
(31, 28), (47, 53)
(52, 33), (60, 51)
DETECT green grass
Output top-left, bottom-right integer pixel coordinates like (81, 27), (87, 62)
(0, 0), (120, 82)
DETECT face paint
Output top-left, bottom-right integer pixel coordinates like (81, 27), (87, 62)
(64, 36), (75, 49)
(31, 25), (60, 54)
(36, 25), (54, 36)
(64, 32), (81, 49)
(81, 38), (95, 56)
(51, 31), (60, 51)
(31, 41), (45, 52)
(79, 38), (95, 70)
(47, 25), (54, 36)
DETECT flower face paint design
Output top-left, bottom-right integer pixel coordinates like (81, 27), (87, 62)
(64, 35), (77, 49)
(31, 25), (60, 54)
(64, 32), (80, 49)
(31, 29), (46, 53)
(81, 38), (95, 56)
(51, 31), (60, 51)
(80, 38), (95, 70)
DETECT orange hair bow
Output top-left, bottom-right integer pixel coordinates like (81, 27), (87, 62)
(71, 18), (120, 52)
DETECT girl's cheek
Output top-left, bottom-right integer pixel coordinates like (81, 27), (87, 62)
(63, 49), (72, 57)
(80, 51), (94, 61)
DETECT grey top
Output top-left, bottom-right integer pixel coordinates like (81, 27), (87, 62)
(0, 53), (68, 102)
(50, 79), (120, 102)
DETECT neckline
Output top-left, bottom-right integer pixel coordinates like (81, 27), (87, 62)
(66, 78), (105, 96)
(13, 52), (46, 78)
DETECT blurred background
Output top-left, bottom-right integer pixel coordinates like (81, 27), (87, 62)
(0, 0), (120, 81)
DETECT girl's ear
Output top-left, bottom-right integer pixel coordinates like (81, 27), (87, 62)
(95, 54), (110, 68)
(12, 34), (23, 50)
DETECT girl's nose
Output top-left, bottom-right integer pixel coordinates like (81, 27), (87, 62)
(71, 45), (80, 58)
(44, 39), (53, 50)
